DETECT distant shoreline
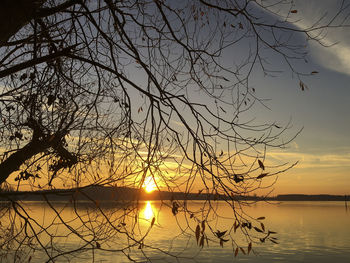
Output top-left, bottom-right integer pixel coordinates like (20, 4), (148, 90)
(0, 185), (348, 202)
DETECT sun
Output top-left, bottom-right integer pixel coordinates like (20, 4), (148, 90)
(143, 177), (157, 193)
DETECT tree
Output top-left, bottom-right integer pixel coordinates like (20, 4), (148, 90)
(0, 0), (348, 262)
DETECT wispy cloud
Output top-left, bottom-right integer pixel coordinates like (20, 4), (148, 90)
(267, 149), (350, 169)
(293, 0), (350, 75)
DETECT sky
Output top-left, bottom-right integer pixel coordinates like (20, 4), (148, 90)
(2, 0), (349, 196)
(102, 0), (350, 196)
(247, 0), (350, 195)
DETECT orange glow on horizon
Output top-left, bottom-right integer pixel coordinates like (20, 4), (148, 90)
(143, 177), (157, 193)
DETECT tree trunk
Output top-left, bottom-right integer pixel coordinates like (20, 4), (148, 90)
(0, 140), (48, 184)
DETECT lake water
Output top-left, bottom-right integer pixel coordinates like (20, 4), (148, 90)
(1, 201), (349, 262)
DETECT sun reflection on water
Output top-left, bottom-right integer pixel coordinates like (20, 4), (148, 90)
(143, 201), (154, 220)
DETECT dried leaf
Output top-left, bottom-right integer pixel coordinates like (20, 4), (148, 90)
(151, 217), (155, 227)
(215, 230), (227, 238)
(235, 247), (239, 257)
(260, 222), (265, 232)
(254, 226), (263, 233)
(248, 242), (252, 254)
(258, 160), (265, 170)
(201, 220), (206, 232)
(257, 173), (268, 179)
(199, 235), (205, 247)
(270, 238), (279, 244)
(291, 10), (298, 13)
(311, 71), (319, 74)
(257, 216), (265, 220)
(195, 224), (200, 243)
(240, 247), (246, 255)
(299, 80), (308, 91)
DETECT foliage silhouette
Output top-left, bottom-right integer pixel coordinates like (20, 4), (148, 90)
(0, 0), (348, 262)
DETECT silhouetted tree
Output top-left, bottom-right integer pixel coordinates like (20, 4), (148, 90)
(0, 0), (348, 262)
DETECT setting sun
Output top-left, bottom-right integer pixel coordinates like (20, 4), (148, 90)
(143, 177), (157, 193)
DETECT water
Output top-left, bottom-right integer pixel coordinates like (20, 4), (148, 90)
(1, 201), (349, 262)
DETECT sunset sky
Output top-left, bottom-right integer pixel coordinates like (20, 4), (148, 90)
(247, 0), (350, 195)
(134, 1), (350, 196)
(2, 0), (349, 196)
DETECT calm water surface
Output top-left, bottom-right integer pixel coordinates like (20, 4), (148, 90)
(4, 201), (350, 262)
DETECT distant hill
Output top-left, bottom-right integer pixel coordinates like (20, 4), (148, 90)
(0, 185), (228, 202)
(0, 186), (348, 202)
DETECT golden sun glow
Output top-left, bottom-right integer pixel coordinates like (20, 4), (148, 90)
(143, 177), (157, 193)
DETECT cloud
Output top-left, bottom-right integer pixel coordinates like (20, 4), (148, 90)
(267, 149), (350, 169)
(307, 32), (350, 75)
(293, 0), (350, 75)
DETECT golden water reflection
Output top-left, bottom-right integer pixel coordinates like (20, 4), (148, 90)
(143, 201), (154, 220)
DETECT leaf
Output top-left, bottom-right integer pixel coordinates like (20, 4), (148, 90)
(260, 222), (265, 232)
(268, 230), (277, 234)
(254, 226), (263, 233)
(234, 174), (244, 183)
(172, 202), (179, 215)
(201, 220), (206, 232)
(248, 242), (252, 254)
(215, 230), (227, 238)
(48, 94), (55, 106)
(311, 71), (319, 74)
(257, 217), (265, 220)
(291, 10), (298, 13)
(235, 247), (239, 257)
(151, 217), (155, 227)
(199, 235), (205, 247)
(257, 173), (268, 179)
(195, 224), (200, 243)
(20, 73), (27, 81)
(299, 80), (308, 91)
(270, 238), (279, 244)
(258, 160), (265, 170)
